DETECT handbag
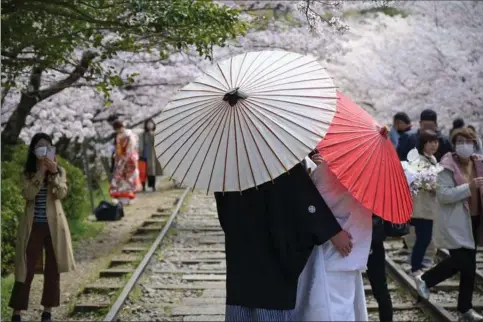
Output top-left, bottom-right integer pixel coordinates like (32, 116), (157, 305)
(94, 200), (124, 221)
(138, 159), (147, 183)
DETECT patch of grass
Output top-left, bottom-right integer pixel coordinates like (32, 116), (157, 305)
(129, 284), (143, 302)
(342, 9), (362, 18)
(1, 275), (14, 318)
(156, 251), (165, 261)
(179, 192), (193, 214)
(70, 179), (109, 245)
(166, 227), (178, 239)
(164, 306), (173, 316)
(359, 6), (408, 18)
(70, 219), (104, 244)
(284, 11), (303, 27)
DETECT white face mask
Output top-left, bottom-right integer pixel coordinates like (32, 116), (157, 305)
(455, 143), (475, 159)
(35, 146), (48, 157)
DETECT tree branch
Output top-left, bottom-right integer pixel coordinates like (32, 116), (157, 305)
(36, 51), (97, 100)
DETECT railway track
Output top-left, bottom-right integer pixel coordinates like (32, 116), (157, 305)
(71, 190), (483, 322)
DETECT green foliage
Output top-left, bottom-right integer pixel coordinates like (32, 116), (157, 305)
(1, 0), (249, 100)
(1, 275), (14, 318)
(57, 157), (90, 222)
(359, 6), (408, 18)
(0, 144), (102, 276)
(0, 181), (22, 275)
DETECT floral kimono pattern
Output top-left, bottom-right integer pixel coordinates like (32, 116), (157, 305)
(110, 129), (142, 199)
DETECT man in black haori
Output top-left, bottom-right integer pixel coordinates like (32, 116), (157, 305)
(215, 161), (352, 321)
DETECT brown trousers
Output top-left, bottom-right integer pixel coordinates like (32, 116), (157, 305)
(9, 223), (60, 310)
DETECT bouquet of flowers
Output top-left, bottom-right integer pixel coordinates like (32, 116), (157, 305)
(401, 149), (443, 196)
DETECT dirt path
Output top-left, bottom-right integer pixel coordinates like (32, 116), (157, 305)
(21, 180), (182, 321)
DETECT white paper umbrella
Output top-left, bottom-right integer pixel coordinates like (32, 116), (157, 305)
(154, 50), (337, 192)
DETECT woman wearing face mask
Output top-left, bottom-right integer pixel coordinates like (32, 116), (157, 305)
(138, 119), (162, 192)
(415, 127), (483, 322)
(408, 130), (441, 276)
(9, 133), (75, 322)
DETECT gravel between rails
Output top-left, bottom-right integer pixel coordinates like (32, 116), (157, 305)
(118, 192), (435, 322)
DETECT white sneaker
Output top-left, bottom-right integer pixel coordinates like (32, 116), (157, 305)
(459, 309), (483, 322)
(414, 274), (430, 299)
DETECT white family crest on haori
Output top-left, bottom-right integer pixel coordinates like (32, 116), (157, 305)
(401, 148), (444, 196)
(153, 50), (337, 192)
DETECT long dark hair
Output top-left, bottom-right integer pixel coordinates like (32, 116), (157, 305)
(24, 133), (53, 175)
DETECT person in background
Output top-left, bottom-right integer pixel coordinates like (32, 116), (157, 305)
(389, 112), (412, 148)
(415, 128), (483, 322)
(107, 115), (120, 178)
(9, 133), (75, 322)
(109, 120), (142, 205)
(450, 118), (465, 138)
(367, 215), (393, 322)
(138, 119), (163, 192)
(408, 130), (440, 276)
(397, 109), (452, 162)
(295, 152), (372, 321)
(467, 125), (483, 155)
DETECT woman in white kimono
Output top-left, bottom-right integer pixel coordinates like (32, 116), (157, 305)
(294, 153), (373, 321)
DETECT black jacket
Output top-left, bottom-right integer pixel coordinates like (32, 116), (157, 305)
(397, 129), (452, 162)
(371, 215), (386, 245)
(214, 163), (342, 310)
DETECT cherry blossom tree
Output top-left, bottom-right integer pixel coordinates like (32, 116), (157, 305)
(297, 0), (394, 33)
(6, 3), (345, 155)
(329, 1), (483, 135)
(1, 0), (248, 146)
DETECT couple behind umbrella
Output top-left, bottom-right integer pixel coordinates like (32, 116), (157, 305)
(153, 51), (412, 321)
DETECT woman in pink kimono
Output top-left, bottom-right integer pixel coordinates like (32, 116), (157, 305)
(295, 151), (372, 321)
(109, 120), (142, 205)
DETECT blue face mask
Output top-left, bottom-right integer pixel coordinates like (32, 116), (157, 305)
(35, 146), (48, 157)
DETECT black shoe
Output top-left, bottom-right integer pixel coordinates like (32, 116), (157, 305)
(11, 314), (21, 322)
(41, 312), (51, 322)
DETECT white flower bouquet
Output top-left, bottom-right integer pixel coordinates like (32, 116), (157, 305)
(401, 149), (444, 196)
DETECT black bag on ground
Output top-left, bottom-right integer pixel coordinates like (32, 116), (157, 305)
(383, 219), (410, 237)
(94, 201), (124, 221)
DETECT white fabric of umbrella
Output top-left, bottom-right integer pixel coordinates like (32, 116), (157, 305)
(154, 50), (337, 192)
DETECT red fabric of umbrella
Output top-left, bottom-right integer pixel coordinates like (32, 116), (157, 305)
(316, 92), (413, 223)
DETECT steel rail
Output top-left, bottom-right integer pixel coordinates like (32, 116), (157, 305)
(385, 256), (455, 322)
(103, 187), (190, 322)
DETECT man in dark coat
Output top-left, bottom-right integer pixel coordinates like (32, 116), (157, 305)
(215, 162), (352, 321)
(389, 112), (412, 148)
(397, 109), (452, 162)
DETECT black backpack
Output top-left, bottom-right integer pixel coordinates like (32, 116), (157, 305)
(94, 201), (124, 221)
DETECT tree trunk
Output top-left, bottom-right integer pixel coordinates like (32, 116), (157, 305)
(1, 92), (38, 147)
(1, 51), (96, 147)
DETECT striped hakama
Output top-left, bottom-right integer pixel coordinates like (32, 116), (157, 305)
(225, 305), (294, 322)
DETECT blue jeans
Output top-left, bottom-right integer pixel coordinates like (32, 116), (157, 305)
(411, 218), (433, 272)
